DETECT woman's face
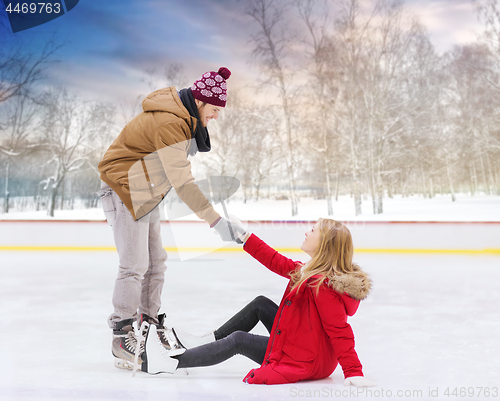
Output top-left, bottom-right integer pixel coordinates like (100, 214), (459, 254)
(300, 223), (322, 257)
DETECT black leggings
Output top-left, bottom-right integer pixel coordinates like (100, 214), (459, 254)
(175, 295), (278, 368)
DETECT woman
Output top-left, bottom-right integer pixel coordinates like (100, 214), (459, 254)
(140, 218), (375, 387)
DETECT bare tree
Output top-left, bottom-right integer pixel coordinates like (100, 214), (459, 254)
(296, 0), (341, 215)
(200, 107), (242, 179)
(0, 89), (42, 212)
(0, 16), (61, 211)
(237, 105), (284, 202)
(446, 44), (500, 196)
(197, 92), (283, 203)
(328, 0), (379, 215)
(117, 95), (142, 128)
(141, 62), (188, 93)
(0, 18), (59, 107)
(474, 0), (500, 53)
(472, 0), (500, 194)
(40, 89), (114, 216)
(245, 0), (300, 215)
(360, 1), (438, 213)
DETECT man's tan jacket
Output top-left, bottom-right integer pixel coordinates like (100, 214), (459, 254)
(98, 87), (220, 224)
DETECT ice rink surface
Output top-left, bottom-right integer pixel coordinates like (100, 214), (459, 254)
(1, 248), (499, 401)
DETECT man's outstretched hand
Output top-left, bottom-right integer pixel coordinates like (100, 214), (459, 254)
(212, 217), (246, 243)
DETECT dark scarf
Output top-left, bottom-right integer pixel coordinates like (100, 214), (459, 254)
(178, 88), (211, 156)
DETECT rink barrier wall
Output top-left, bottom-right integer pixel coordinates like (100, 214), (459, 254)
(1, 247), (499, 254)
(0, 220), (499, 254)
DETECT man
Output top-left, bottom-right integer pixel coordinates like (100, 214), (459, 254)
(97, 67), (241, 369)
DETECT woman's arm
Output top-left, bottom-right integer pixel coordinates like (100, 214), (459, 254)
(314, 286), (364, 378)
(243, 234), (300, 278)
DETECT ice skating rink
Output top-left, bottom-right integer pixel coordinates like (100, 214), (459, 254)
(1, 224), (500, 401)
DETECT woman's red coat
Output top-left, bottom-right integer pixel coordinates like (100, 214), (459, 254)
(242, 234), (364, 385)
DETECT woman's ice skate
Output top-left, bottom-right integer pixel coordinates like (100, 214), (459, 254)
(142, 324), (186, 375)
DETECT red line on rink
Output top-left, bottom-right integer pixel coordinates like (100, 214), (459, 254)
(0, 220), (499, 224)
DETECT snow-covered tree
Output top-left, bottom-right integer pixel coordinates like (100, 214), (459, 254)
(40, 89), (114, 216)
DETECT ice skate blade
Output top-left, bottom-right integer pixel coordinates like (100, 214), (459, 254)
(114, 358), (134, 370)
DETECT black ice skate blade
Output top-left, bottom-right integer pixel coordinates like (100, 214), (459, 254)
(141, 324), (150, 373)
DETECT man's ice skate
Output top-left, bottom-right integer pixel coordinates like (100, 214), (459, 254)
(142, 324), (186, 375)
(112, 318), (143, 370)
(114, 359), (135, 370)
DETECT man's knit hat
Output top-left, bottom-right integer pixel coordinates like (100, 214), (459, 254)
(191, 67), (231, 107)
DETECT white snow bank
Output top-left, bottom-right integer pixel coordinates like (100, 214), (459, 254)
(1, 194), (500, 222)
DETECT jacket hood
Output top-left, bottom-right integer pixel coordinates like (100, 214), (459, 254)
(325, 268), (371, 316)
(327, 270), (371, 316)
(142, 87), (191, 124)
(327, 269), (371, 301)
(293, 268), (371, 316)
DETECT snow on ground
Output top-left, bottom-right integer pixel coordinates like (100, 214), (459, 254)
(1, 194), (500, 221)
(1, 250), (499, 401)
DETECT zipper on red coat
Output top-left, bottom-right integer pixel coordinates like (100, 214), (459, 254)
(265, 300), (287, 364)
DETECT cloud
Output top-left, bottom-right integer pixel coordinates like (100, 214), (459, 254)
(405, 0), (484, 52)
(5, 0), (487, 108)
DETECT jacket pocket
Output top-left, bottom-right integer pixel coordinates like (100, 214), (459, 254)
(99, 189), (116, 227)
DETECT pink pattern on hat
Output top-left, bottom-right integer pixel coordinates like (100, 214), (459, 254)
(201, 89), (213, 97)
(191, 67), (231, 107)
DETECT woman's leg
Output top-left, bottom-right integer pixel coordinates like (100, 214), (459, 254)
(214, 295), (278, 340)
(172, 295), (278, 349)
(175, 331), (269, 368)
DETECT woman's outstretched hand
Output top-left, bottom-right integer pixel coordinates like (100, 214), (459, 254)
(344, 376), (377, 387)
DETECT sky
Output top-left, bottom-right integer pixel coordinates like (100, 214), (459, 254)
(0, 0), (486, 107)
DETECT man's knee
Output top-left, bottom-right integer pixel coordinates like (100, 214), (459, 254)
(117, 265), (148, 279)
(148, 258), (167, 274)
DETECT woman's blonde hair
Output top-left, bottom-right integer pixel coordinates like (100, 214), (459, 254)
(290, 218), (360, 294)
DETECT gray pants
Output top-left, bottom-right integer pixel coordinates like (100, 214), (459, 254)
(99, 182), (167, 329)
(176, 296), (277, 368)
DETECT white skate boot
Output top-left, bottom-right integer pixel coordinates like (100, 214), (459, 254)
(142, 325), (186, 375)
(172, 327), (216, 349)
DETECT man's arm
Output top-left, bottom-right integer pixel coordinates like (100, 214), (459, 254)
(155, 123), (220, 225)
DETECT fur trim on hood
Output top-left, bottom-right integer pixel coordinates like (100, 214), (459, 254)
(326, 268), (371, 301)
